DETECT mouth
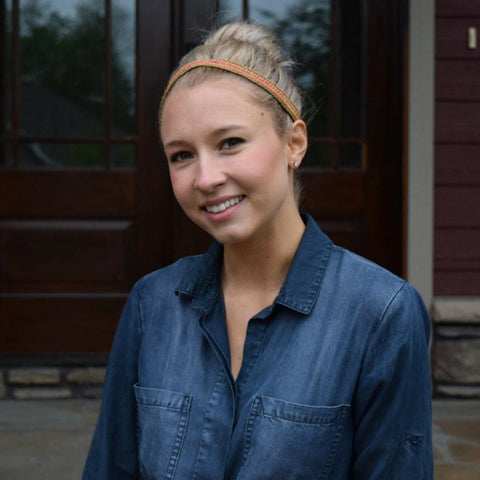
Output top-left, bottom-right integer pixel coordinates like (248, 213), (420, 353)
(203, 195), (245, 214)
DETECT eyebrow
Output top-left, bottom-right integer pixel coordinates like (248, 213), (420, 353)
(163, 139), (188, 150)
(211, 124), (246, 136)
(163, 124), (247, 150)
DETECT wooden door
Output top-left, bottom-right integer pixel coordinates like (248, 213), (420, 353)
(0, 0), (406, 359)
(0, 0), (174, 360)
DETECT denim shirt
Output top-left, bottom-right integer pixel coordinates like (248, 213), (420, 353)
(83, 214), (433, 479)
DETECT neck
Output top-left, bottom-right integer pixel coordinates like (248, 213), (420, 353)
(221, 212), (305, 293)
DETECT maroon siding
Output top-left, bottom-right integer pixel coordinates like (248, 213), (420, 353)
(434, 1), (480, 295)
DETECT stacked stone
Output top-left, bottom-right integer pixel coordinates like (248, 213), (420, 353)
(433, 299), (480, 398)
(0, 366), (106, 400)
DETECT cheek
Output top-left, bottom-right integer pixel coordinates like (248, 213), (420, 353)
(254, 144), (288, 180)
(169, 171), (193, 205)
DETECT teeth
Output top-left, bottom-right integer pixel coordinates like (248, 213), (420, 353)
(205, 196), (243, 213)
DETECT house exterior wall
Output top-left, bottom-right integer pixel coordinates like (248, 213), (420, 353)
(433, 0), (480, 396)
(408, 0), (480, 398)
(434, 0), (480, 296)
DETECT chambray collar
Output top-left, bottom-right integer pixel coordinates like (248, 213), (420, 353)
(175, 213), (333, 315)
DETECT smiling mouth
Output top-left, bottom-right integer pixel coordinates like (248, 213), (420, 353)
(204, 195), (245, 214)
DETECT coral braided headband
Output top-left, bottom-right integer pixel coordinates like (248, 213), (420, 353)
(161, 59), (300, 122)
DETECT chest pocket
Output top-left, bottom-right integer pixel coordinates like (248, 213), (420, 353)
(236, 396), (350, 480)
(134, 384), (192, 480)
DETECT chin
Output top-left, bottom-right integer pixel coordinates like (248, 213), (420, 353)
(204, 226), (248, 245)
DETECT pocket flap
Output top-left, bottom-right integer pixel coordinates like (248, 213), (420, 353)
(256, 395), (350, 425)
(134, 383), (191, 412)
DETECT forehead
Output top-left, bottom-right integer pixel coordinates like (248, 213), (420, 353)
(160, 78), (272, 137)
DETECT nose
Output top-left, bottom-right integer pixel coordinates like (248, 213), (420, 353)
(194, 154), (227, 192)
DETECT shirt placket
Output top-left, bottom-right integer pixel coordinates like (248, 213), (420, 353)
(235, 317), (270, 392)
(193, 302), (236, 480)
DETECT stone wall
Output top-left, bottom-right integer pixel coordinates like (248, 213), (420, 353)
(0, 366), (106, 400)
(432, 298), (480, 398)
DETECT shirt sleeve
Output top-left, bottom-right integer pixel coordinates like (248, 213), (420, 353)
(352, 282), (433, 479)
(82, 279), (144, 479)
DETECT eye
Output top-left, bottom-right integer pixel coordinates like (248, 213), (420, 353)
(169, 151), (193, 163)
(220, 137), (244, 150)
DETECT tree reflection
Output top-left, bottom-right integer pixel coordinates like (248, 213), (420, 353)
(253, 0), (331, 138)
(20, 0), (133, 135)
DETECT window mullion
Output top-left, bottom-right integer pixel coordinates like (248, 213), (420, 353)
(243, 0), (249, 20)
(11, 0), (19, 168)
(331, 0), (341, 170)
(105, 0), (112, 170)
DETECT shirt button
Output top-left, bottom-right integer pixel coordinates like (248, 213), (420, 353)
(409, 434), (423, 445)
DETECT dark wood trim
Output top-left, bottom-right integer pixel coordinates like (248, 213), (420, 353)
(0, 136), (138, 143)
(0, 219), (136, 292)
(0, 352), (109, 367)
(136, 0), (176, 275)
(363, 0), (407, 275)
(0, 170), (135, 217)
(300, 170), (366, 214)
(0, 296), (125, 353)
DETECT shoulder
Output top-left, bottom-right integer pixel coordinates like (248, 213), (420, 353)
(329, 245), (406, 298)
(325, 245), (428, 329)
(131, 252), (209, 302)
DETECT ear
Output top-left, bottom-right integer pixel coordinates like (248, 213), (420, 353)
(286, 120), (308, 168)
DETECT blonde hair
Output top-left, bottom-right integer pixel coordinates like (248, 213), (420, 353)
(160, 22), (303, 134)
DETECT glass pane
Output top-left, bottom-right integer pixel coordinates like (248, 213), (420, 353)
(217, 0), (243, 23)
(112, 143), (135, 168)
(1, 0), (12, 135)
(183, 0), (217, 54)
(302, 143), (332, 168)
(339, 143), (363, 170)
(19, 142), (104, 168)
(250, 0), (333, 137)
(112, 0), (135, 135)
(19, 0), (105, 137)
(339, 0), (364, 137)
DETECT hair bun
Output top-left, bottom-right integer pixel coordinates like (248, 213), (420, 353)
(164, 21), (303, 130)
(204, 22), (285, 61)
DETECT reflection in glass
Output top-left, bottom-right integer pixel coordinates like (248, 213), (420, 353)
(19, 143), (104, 168)
(339, 144), (363, 170)
(302, 143), (332, 168)
(218, 0), (365, 170)
(217, 0), (243, 23)
(250, 0), (332, 137)
(1, 0), (12, 136)
(19, 0), (105, 137)
(112, 0), (136, 135)
(112, 143), (135, 168)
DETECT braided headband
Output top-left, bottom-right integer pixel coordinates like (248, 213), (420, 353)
(161, 59), (300, 122)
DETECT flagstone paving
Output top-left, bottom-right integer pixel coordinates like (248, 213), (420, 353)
(0, 398), (478, 478)
(433, 400), (480, 480)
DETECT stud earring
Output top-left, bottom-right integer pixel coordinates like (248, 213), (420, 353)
(292, 162), (299, 168)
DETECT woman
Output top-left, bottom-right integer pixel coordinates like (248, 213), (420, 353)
(83, 22), (433, 479)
